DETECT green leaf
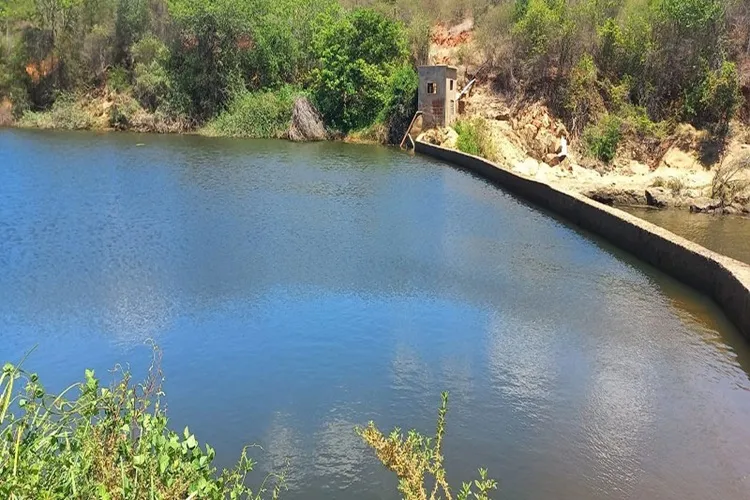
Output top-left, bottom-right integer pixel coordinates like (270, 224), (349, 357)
(97, 483), (112, 500)
(159, 454), (169, 474)
(186, 435), (197, 450)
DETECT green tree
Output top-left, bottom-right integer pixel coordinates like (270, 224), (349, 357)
(646, 0), (728, 117)
(114, 0), (149, 65)
(310, 7), (408, 132)
(132, 34), (172, 110)
(167, 0), (245, 118)
(683, 60), (741, 127)
(378, 63), (418, 144)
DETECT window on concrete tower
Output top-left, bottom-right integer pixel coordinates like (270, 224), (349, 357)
(449, 79), (454, 91)
(427, 82), (437, 94)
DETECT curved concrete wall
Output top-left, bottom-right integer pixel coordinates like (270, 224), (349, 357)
(415, 140), (750, 340)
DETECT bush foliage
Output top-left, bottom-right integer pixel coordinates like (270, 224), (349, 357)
(359, 392), (498, 500)
(0, 350), (285, 499)
(204, 86), (301, 138)
(378, 64), (419, 144)
(2, 351), (498, 499)
(0, 0), (411, 135)
(455, 118), (496, 160)
(310, 7), (408, 132)
(583, 114), (622, 163)
(472, 0), (747, 133)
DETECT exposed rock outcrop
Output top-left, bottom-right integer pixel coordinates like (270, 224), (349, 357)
(287, 96), (327, 142)
(586, 187), (647, 206)
(509, 102), (568, 162)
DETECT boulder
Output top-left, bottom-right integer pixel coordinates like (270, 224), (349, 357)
(520, 123), (538, 144)
(722, 205), (741, 215)
(689, 198), (723, 213)
(645, 187), (673, 208)
(587, 187), (647, 206)
(287, 96), (327, 142)
(441, 127), (459, 149)
(660, 147), (698, 170)
(534, 128), (559, 157)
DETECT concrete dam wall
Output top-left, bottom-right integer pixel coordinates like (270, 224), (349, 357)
(415, 140), (750, 341)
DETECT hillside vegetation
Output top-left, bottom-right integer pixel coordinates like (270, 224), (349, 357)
(0, 0), (748, 149)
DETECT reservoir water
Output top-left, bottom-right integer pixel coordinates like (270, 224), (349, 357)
(1, 129), (749, 499)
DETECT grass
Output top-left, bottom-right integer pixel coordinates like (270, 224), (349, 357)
(651, 176), (685, 195)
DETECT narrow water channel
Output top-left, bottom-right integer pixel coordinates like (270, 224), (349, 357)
(1, 129), (749, 500)
(622, 206), (750, 265)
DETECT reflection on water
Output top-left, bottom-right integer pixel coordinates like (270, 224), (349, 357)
(623, 207), (750, 265)
(1, 129), (750, 500)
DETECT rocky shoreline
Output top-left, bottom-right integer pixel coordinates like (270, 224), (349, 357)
(420, 86), (750, 218)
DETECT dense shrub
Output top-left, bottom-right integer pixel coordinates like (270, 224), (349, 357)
(583, 114), (622, 163)
(564, 54), (605, 133)
(168, 0), (334, 119)
(167, 0), (245, 119)
(203, 86), (300, 138)
(512, 0), (563, 58)
(107, 66), (131, 93)
(511, 0), (572, 77)
(132, 35), (172, 111)
(19, 95), (93, 130)
(0, 42), (29, 115)
(455, 117), (496, 159)
(108, 95), (142, 129)
(81, 24), (115, 85)
(114, 0), (150, 65)
(475, 2), (514, 71)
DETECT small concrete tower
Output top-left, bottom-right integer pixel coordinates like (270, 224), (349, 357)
(417, 65), (459, 129)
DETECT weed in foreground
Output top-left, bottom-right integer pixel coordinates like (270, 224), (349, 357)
(358, 392), (498, 500)
(0, 347), (284, 500)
